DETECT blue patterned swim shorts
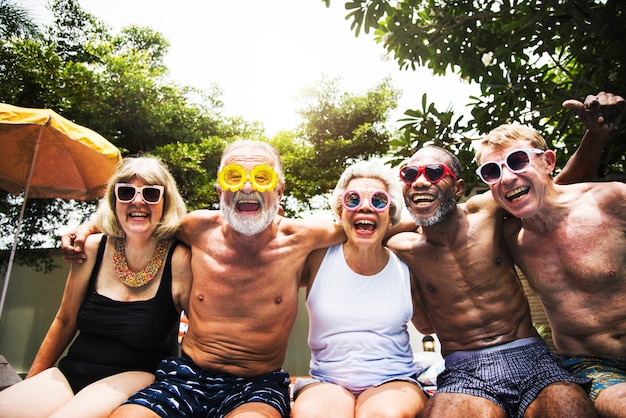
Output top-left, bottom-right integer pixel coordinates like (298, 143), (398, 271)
(124, 353), (291, 417)
(561, 354), (626, 402)
(437, 337), (590, 418)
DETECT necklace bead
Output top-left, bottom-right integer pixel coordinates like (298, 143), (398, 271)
(113, 238), (168, 288)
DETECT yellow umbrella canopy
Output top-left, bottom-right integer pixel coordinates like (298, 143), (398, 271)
(0, 103), (121, 200)
(0, 103), (122, 320)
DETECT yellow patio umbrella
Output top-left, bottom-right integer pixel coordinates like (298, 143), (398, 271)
(0, 103), (122, 320)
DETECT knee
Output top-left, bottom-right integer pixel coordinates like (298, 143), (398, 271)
(290, 402), (329, 418)
(594, 382), (626, 418)
(356, 406), (416, 418)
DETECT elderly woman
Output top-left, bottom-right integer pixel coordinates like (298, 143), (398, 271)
(291, 160), (432, 417)
(0, 156), (192, 418)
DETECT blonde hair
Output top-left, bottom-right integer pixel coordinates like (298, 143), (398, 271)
(94, 156), (187, 239)
(331, 160), (404, 226)
(476, 124), (548, 162)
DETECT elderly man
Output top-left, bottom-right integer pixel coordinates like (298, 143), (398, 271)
(476, 96), (625, 418)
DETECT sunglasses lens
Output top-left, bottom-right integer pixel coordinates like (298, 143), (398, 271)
(253, 168), (273, 187)
(400, 167), (418, 183)
(343, 191), (362, 210)
(142, 187), (162, 203)
(424, 165), (446, 182)
(480, 163), (501, 183)
(117, 186), (136, 202)
(371, 192), (389, 210)
(507, 150), (531, 172)
(222, 168), (243, 186)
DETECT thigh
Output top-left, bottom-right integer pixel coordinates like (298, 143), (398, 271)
(291, 382), (355, 418)
(356, 380), (427, 418)
(109, 404), (161, 418)
(595, 382), (626, 418)
(225, 401), (285, 418)
(0, 367), (74, 418)
(421, 392), (506, 418)
(524, 382), (596, 418)
(51, 371), (155, 418)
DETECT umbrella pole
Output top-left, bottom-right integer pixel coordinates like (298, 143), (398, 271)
(0, 194), (29, 322)
(0, 123), (45, 322)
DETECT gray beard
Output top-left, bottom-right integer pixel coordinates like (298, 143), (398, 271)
(221, 192), (279, 236)
(407, 189), (456, 227)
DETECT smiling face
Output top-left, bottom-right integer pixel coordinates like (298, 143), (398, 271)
(402, 147), (461, 227)
(339, 177), (392, 246)
(478, 140), (555, 219)
(115, 177), (164, 238)
(218, 148), (284, 236)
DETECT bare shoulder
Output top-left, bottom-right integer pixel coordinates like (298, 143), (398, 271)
(463, 190), (502, 215)
(279, 215), (345, 249)
(583, 181), (626, 214)
(178, 209), (222, 244)
(83, 233), (105, 259)
(181, 209), (221, 226)
(68, 233), (103, 280)
(387, 230), (422, 252)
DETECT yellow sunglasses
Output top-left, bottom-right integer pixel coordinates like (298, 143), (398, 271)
(217, 164), (279, 192)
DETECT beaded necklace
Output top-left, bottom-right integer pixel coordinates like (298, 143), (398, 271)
(113, 238), (169, 288)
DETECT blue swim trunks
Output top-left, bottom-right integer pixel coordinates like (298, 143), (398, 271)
(561, 354), (626, 402)
(437, 337), (590, 418)
(124, 353), (291, 417)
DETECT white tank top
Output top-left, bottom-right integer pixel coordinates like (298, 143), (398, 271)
(306, 244), (417, 394)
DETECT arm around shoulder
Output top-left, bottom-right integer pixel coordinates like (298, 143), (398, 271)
(176, 209), (219, 246)
(297, 216), (346, 250)
(61, 220), (101, 264)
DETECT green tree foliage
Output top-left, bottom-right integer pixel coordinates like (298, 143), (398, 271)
(0, 0), (39, 39)
(277, 76), (400, 215)
(0, 0), (401, 273)
(0, 0), (244, 271)
(328, 0), (625, 193)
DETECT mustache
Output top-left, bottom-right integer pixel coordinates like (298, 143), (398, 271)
(233, 190), (263, 204)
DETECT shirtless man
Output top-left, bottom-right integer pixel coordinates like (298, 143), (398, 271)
(386, 93), (623, 418)
(65, 140), (345, 417)
(476, 107), (625, 417)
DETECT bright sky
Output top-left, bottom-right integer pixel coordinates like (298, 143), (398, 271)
(23, 0), (478, 135)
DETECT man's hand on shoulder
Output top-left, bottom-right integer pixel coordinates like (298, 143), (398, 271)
(61, 221), (98, 264)
(563, 91), (625, 131)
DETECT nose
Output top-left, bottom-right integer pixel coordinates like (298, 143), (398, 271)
(131, 190), (144, 203)
(358, 197), (373, 211)
(499, 163), (517, 183)
(411, 172), (432, 188)
(242, 175), (254, 193)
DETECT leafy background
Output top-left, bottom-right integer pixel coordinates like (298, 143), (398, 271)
(1, 0), (624, 272)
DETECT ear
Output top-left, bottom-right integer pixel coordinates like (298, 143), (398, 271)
(543, 150), (557, 172)
(276, 182), (285, 200)
(453, 178), (465, 198)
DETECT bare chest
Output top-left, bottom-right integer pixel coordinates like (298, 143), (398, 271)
(510, 218), (624, 294)
(407, 217), (514, 300)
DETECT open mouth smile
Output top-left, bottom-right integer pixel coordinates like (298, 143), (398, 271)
(411, 193), (436, 207)
(505, 186), (529, 202)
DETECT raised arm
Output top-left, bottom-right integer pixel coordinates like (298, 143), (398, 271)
(556, 91), (624, 184)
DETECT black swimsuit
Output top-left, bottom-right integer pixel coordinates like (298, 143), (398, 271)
(58, 235), (180, 393)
